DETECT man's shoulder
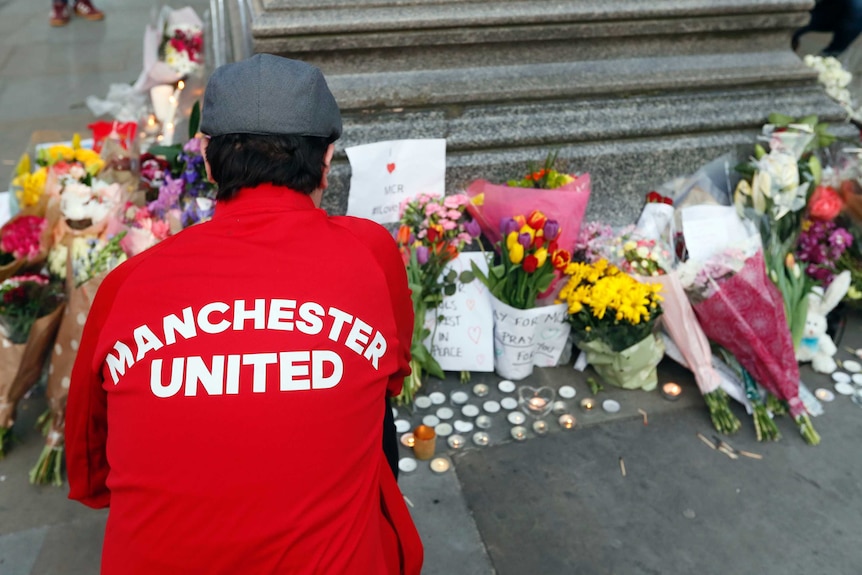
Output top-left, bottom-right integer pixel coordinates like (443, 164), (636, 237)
(328, 215), (396, 250)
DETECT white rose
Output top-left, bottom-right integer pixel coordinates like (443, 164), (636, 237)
(636, 246), (649, 259)
(759, 151), (798, 192)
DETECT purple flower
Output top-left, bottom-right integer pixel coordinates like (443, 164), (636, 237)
(544, 219), (560, 240)
(517, 233), (532, 249)
(465, 218), (481, 238)
(148, 174), (184, 217)
(416, 245), (429, 265)
(183, 137), (202, 154)
(500, 217), (519, 236)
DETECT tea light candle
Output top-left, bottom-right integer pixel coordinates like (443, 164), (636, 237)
(400, 432), (415, 447)
(473, 431), (490, 446)
(473, 383), (490, 397)
(507, 411), (526, 425)
(552, 400), (568, 415)
(661, 382), (682, 401)
(532, 420), (549, 435)
(510, 426), (527, 441)
(447, 434), (465, 449)
(475, 415), (492, 429)
(450, 391), (469, 405)
(430, 457), (451, 473)
(527, 397), (548, 412)
(580, 397), (596, 411)
(558, 414), (576, 429)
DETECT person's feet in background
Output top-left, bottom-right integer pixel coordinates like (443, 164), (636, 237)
(50, 0), (104, 27)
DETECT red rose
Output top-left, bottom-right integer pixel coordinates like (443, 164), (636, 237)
(522, 254), (538, 273)
(809, 185), (844, 221)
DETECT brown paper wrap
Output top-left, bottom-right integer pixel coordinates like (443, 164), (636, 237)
(0, 305), (65, 429)
(44, 272), (106, 445)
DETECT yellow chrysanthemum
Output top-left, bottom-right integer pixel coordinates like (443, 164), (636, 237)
(13, 167), (47, 207)
(44, 145), (75, 164)
(74, 148), (104, 173)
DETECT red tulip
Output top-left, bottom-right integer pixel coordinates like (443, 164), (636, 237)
(522, 254), (539, 273)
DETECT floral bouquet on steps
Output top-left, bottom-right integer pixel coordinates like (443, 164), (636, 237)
(558, 259), (665, 391)
(681, 236), (820, 445)
(472, 211), (573, 380)
(393, 193), (480, 404)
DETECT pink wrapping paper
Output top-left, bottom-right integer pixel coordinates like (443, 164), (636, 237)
(691, 250), (805, 417)
(465, 175), (591, 253)
(639, 272), (721, 395)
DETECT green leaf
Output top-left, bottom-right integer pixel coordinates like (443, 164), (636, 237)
(445, 269), (457, 282)
(443, 283), (457, 296)
(767, 112), (796, 127)
(147, 144), (183, 165)
(188, 101), (201, 139)
(459, 270), (475, 284)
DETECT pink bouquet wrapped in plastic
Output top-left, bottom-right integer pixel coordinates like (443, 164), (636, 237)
(465, 170), (590, 254)
(685, 243), (819, 444)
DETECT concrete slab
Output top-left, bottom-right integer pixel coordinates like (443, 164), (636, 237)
(0, 526), (48, 575)
(29, 516), (106, 575)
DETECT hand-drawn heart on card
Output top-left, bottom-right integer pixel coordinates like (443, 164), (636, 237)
(476, 354), (486, 365)
(468, 326), (482, 344)
(386, 163), (396, 174)
(466, 299), (476, 311)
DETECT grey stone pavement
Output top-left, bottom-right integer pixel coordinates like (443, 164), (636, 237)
(2, 1), (862, 573)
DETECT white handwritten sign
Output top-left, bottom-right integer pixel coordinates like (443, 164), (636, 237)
(345, 139), (446, 224)
(490, 296), (571, 381)
(423, 252), (494, 372)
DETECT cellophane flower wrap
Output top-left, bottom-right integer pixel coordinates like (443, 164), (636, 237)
(681, 237), (820, 444)
(0, 274), (64, 457)
(31, 233), (126, 484)
(620, 206), (740, 433)
(393, 193), (480, 404)
(558, 259), (664, 390)
(465, 154), (590, 256)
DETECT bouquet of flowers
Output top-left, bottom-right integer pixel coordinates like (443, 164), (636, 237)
(0, 274), (64, 457)
(162, 22), (204, 78)
(558, 259), (665, 390)
(733, 118), (833, 349)
(465, 152), (590, 255)
(682, 237), (819, 444)
(134, 7), (204, 92)
(0, 216), (49, 283)
(31, 234), (126, 484)
(572, 221), (615, 264)
(111, 203), (172, 258)
(472, 211), (574, 379)
(394, 193), (480, 403)
(147, 136), (216, 227)
(10, 154), (48, 216)
(599, 219), (740, 432)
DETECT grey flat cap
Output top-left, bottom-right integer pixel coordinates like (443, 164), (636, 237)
(200, 54), (342, 141)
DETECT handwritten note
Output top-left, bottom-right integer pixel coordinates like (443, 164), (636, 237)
(490, 297), (571, 381)
(423, 252), (494, 372)
(345, 139), (446, 224)
(681, 205), (751, 262)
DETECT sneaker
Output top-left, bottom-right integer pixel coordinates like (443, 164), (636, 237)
(73, 0), (104, 21)
(50, 3), (70, 26)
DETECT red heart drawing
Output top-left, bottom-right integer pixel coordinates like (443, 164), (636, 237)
(386, 163), (396, 174)
(468, 326), (482, 344)
(466, 299), (476, 311)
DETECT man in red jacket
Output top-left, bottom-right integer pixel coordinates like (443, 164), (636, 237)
(66, 54), (423, 574)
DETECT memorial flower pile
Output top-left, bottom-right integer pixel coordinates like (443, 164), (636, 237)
(394, 193), (480, 403)
(472, 210), (571, 310)
(558, 259), (665, 390)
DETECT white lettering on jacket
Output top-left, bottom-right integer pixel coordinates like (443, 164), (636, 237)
(149, 350), (345, 398)
(104, 298), (388, 389)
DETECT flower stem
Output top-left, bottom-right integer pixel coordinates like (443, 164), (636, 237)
(703, 389), (741, 435)
(29, 446), (65, 487)
(795, 413), (821, 445)
(752, 403), (781, 442)
(0, 427), (11, 459)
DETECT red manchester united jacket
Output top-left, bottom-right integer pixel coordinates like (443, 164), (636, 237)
(65, 184), (422, 574)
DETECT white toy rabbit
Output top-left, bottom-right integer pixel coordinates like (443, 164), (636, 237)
(796, 270), (852, 374)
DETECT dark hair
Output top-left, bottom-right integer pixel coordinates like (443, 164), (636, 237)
(205, 133), (333, 200)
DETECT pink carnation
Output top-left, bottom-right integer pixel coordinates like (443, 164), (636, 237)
(0, 216), (46, 260)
